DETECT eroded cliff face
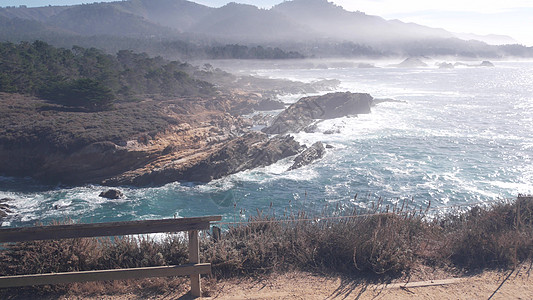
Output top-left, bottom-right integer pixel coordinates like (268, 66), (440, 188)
(105, 132), (301, 186)
(33, 121), (239, 185)
(0, 93), (301, 186)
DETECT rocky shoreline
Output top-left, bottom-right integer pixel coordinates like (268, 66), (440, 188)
(0, 89), (392, 188)
(103, 132), (301, 186)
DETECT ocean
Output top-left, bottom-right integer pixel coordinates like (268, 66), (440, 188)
(2, 60), (532, 227)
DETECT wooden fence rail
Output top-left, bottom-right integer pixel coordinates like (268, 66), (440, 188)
(0, 216), (222, 298)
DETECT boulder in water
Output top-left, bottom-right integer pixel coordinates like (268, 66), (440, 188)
(323, 128), (340, 135)
(480, 61), (495, 67)
(438, 62), (454, 69)
(303, 124), (319, 133)
(99, 189), (124, 199)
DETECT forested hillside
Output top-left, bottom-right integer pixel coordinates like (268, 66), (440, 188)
(0, 41), (214, 110)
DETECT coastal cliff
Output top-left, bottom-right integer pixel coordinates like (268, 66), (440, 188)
(0, 90), (387, 186)
(0, 92), (304, 186)
(105, 132), (301, 186)
(0, 42), (348, 186)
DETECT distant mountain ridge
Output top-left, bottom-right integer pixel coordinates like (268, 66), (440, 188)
(0, 0), (530, 58)
(187, 2), (312, 42)
(0, 0), (483, 43)
(272, 0), (454, 43)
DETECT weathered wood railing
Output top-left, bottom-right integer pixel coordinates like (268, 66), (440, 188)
(0, 216), (222, 298)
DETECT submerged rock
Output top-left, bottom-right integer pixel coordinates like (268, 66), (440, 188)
(356, 63), (376, 68)
(323, 128), (341, 135)
(303, 124), (319, 133)
(480, 61), (495, 67)
(99, 189), (124, 199)
(0, 198), (14, 203)
(438, 62), (454, 69)
(372, 98), (407, 105)
(0, 198), (13, 220)
(262, 92), (373, 134)
(288, 142), (326, 171)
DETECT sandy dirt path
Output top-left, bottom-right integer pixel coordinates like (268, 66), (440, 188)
(207, 267), (533, 300)
(58, 265), (533, 299)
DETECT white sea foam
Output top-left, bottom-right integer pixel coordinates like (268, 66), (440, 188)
(228, 155), (320, 184)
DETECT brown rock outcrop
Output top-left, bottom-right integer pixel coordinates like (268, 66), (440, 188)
(288, 141), (325, 171)
(0, 93), (269, 186)
(104, 132), (301, 186)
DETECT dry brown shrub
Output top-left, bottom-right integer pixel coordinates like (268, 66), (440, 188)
(436, 195), (533, 269)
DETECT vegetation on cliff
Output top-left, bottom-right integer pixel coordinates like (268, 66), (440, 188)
(205, 44), (304, 59)
(0, 93), (173, 152)
(38, 78), (115, 111)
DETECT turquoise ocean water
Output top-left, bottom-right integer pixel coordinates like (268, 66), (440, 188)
(1, 61), (532, 227)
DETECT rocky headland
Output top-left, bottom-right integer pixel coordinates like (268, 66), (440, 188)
(1, 89), (387, 187)
(104, 132), (301, 186)
(437, 60), (495, 69)
(0, 42), (349, 188)
(391, 57), (428, 68)
(0, 89), (305, 187)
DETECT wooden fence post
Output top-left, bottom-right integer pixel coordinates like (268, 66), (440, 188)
(0, 216), (221, 293)
(188, 230), (201, 297)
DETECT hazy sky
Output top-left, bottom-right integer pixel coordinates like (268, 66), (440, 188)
(3, 0), (532, 46)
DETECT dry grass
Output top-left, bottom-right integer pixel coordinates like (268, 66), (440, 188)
(1, 195), (532, 298)
(435, 196), (533, 269)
